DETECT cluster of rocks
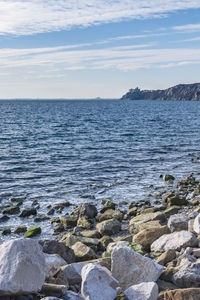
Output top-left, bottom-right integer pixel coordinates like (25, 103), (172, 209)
(2, 172), (200, 299)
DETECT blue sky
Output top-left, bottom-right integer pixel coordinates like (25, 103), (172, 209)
(1, 1), (200, 98)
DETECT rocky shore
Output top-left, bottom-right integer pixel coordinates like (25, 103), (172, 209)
(1, 172), (200, 299)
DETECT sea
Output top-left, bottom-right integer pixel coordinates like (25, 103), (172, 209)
(0, 99), (200, 238)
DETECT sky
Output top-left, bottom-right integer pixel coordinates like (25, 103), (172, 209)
(1, 1), (200, 98)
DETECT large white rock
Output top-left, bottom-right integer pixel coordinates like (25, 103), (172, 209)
(151, 231), (198, 252)
(167, 214), (188, 232)
(81, 263), (119, 300)
(0, 238), (45, 295)
(107, 241), (129, 253)
(193, 214), (200, 234)
(124, 282), (158, 300)
(44, 253), (67, 278)
(111, 247), (164, 290)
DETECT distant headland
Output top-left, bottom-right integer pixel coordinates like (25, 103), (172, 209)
(121, 83), (200, 100)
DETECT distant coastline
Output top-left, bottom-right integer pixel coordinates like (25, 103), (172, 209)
(121, 83), (200, 100)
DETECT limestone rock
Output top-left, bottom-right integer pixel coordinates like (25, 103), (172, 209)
(71, 204), (97, 219)
(155, 250), (177, 266)
(167, 214), (188, 232)
(81, 263), (119, 300)
(107, 241), (129, 253)
(132, 226), (170, 251)
(111, 246), (164, 290)
(96, 219), (121, 235)
(124, 282), (158, 300)
(0, 238), (45, 294)
(39, 240), (75, 263)
(130, 212), (166, 227)
(151, 231), (198, 252)
(130, 220), (161, 234)
(72, 242), (96, 261)
(193, 214), (200, 234)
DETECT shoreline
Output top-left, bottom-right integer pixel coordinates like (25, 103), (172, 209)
(0, 169), (200, 299)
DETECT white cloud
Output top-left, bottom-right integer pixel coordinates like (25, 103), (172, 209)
(173, 23), (200, 32)
(0, 0), (200, 35)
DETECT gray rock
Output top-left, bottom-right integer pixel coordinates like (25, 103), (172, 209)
(81, 263), (119, 300)
(19, 208), (37, 217)
(111, 246), (164, 290)
(72, 203), (97, 219)
(39, 240), (75, 263)
(96, 219), (121, 235)
(151, 231), (198, 252)
(44, 253), (67, 278)
(63, 291), (83, 300)
(124, 282), (158, 300)
(0, 238), (45, 294)
(168, 214), (189, 232)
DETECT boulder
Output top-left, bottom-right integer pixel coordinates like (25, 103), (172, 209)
(77, 217), (93, 229)
(81, 263), (119, 300)
(107, 241), (129, 253)
(124, 282), (158, 300)
(71, 204), (97, 219)
(193, 214), (200, 234)
(130, 220), (161, 234)
(72, 242), (96, 261)
(151, 231), (198, 252)
(167, 195), (188, 207)
(0, 238), (45, 294)
(162, 288), (200, 300)
(167, 214), (188, 232)
(130, 212), (166, 227)
(163, 207), (180, 218)
(61, 234), (99, 249)
(3, 206), (20, 215)
(132, 226), (170, 251)
(80, 230), (101, 239)
(39, 240), (75, 263)
(111, 246), (164, 290)
(24, 226), (41, 238)
(44, 254), (67, 278)
(96, 219), (121, 235)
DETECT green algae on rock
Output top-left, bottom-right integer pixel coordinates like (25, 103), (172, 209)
(24, 226), (41, 238)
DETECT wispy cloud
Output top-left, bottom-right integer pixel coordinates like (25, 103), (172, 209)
(0, 42), (200, 73)
(1, 0), (200, 35)
(173, 23), (200, 32)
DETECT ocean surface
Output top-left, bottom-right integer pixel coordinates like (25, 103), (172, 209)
(0, 99), (200, 238)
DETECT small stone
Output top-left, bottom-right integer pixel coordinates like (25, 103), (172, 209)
(2, 227), (11, 235)
(124, 282), (158, 300)
(34, 215), (50, 222)
(163, 174), (175, 182)
(19, 208), (37, 218)
(14, 226), (27, 234)
(24, 226), (41, 238)
(3, 206), (20, 215)
(81, 263), (119, 300)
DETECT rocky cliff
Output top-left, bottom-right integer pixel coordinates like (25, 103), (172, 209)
(121, 83), (200, 100)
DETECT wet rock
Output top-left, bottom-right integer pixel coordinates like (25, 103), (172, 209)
(0, 238), (45, 294)
(34, 214), (50, 222)
(47, 208), (55, 215)
(167, 195), (188, 207)
(111, 246), (164, 290)
(167, 214), (189, 232)
(53, 201), (71, 210)
(8, 195), (26, 203)
(0, 215), (10, 222)
(2, 227), (11, 235)
(79, 230), (101, 239)
(104, 201), (116, 209)
(61, 234), (99, 249)
(19, 208), (37, 218)
(124, 282), (158, 300)
(163, 175), (175, 182)
(72, 242), (96, 261)
(71, 204), (97, 219)
(127, 207), (137, 217)
(39, 240), (75, 263)
(132, 226), (170, 252)
(3, 206), (20, 215)
(60, 215), (78, 229)
(96, 219), (121, 235)
(14, 225), (27, 234)
(53, 224), (65, 234)
(24, 226), (41, 238)
(50, 217), (60, 224)
(130, 220), (162, 234)
(193, 214), (200, 234)
(151, 231), (198, 252)
(155, 250), (177, 266)
(81, 263), (119, 300)
(163, 206), (180, 218)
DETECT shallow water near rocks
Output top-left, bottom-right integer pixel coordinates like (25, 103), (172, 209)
(0, 99), (200, 239)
